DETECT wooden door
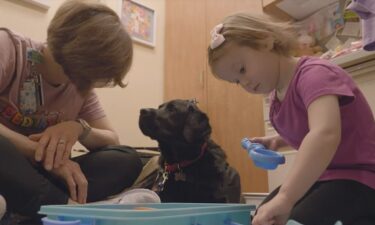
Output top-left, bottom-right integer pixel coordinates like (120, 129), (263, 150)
(164, 0), (208, 111)
(205, 0), (269, 193)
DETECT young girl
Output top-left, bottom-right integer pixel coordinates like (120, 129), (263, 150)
(0, 0), (142, 219)
(208, 13), (375, 225)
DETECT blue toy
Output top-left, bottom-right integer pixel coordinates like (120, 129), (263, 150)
(286, 220), (343, 225)
(241, 138), (285, 170)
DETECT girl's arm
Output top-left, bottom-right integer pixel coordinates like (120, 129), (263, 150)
(251, 134), (289, 151)
(278, 94), (341, 204)
(273, 135), (289, 149)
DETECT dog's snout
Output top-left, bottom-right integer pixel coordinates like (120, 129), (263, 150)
(140, 108), (155, 115)
(140, 109), (148, 115)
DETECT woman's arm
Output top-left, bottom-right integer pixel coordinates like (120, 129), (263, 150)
(0, 123), (37, 159)
(278, 94), (342, 204)
(29, 116), (120, 170)
(79, 116), (120, 150)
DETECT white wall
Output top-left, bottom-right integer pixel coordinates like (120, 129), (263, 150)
(97, 0), (165, 147)
(0, 0), (165, 147)
(0, 0), (63, 40)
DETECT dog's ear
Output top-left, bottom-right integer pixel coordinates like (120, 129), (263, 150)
(183, 110), (212, 143)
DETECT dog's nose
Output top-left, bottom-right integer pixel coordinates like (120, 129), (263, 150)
(140, 108), (154, 115)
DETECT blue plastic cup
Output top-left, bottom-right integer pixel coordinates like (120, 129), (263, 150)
(241, 138), (285, 170)
(42, 217), (81, 225)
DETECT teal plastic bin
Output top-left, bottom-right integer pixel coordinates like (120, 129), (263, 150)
(39, 203), (255, 225)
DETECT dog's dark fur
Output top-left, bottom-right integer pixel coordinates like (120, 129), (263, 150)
(139, 99), (241, 203)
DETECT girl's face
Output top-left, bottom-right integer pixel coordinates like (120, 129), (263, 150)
(212, 43), (280, 94)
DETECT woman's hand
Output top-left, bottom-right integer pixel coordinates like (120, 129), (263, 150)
(29, 121), (83, 170)
(252, 193), (294, 225)
(50, 159), (88, 204)
(251, 135), (286, 151)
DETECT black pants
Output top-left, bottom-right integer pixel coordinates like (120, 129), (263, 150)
(258, 180), (375, 225)
(0, 135), (142, 217)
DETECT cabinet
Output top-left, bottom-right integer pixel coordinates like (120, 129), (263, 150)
(262, 0), (338, 21)
(344, 58), (375, 117)
(164, 0), (268, 192)
(164, 0), (208, 111)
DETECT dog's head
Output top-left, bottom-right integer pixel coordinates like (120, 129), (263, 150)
(139, 99), (211, 144)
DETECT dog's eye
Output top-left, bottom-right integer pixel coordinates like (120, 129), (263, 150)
(166, 104), (176, 113)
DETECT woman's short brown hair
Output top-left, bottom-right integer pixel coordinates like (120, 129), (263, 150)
(47, 0), (133, 93)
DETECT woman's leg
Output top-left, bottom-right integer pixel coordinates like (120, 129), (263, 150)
(0, 135), (68, 217)
(0, 141), (142, 215)
(72, 145), (143, 202)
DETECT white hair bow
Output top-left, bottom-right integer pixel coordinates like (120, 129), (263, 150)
(210, 23), (225, 49)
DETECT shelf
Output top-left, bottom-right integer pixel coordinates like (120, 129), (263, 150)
(262, 0), (338, 21)
(330, 49), (375, 69)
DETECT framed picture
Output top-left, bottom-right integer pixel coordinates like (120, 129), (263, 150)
(19, 0), (50, 10)
(121, 0), (156, 48)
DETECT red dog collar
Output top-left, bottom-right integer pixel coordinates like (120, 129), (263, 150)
(164, 142), (208, 173)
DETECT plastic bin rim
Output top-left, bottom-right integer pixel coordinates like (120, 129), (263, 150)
(39, 203), (256, 219)
(42, 209), (252, 222)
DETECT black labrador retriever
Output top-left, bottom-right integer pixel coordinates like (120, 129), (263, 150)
(139, 99), (241, 203)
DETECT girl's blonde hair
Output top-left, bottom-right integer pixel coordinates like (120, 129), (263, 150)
(208, 13), (297, 71)
(47, 0), (133, 93)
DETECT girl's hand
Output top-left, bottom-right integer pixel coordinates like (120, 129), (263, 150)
(29, 121), (83, 170)
(50, 159), (88, 204)
(252, 193), (294, 225)
(251, 135), (285, 151)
